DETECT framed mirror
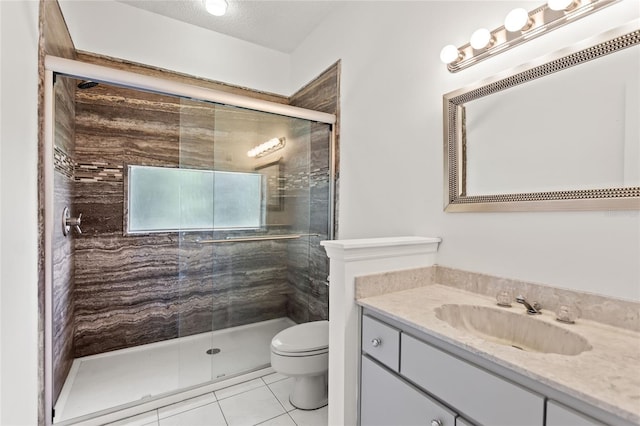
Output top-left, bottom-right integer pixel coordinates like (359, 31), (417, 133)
(443, 21), (640, 212)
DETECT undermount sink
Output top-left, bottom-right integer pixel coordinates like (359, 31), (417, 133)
(434, 304), (592, 356)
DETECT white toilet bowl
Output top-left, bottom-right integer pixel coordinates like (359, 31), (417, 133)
(270, 320), (329, 410)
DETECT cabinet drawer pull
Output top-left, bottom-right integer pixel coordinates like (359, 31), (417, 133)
(371, 338), (382, 347)
(430, 419), (443, 426)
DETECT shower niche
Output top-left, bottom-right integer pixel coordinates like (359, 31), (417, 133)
(49, 70), (336, 423)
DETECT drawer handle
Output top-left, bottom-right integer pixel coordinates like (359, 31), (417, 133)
(371, 338), (382, 347)
(430, 420), (442, 426)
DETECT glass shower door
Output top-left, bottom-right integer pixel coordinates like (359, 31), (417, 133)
(176, 98), (318, 389)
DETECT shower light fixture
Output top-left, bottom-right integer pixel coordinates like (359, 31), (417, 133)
(247, 137), (286, 158)
(203, 0), (228, 16)
(439, 0), (618, 72)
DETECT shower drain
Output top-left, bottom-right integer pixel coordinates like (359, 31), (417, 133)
(206, 348), (221, 355)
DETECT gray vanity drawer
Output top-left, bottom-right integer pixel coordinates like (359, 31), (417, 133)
(546, 400), (605, 426)
(362, 315), (400, 371)
(361, 355), (457, 426)
(400, 333), (544, 426)
(455, 417), (475, 426)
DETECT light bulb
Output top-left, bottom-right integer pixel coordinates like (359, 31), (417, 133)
(504, 8), (531, 32)
(203, 0), (228, 16)
(440, 45), (461, 64)
(547, 0), (577, 11)
(470, 28), (493, 50)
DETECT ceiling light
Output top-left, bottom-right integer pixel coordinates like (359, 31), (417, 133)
(470, 28), (494, 50)
(440, 45), (463, 64)
(504, 8), (533, 32)
(203, 0), (228, 16)
(547, 0), (579, 11)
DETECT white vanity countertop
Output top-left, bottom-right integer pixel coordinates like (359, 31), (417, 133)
(357, 284), (640, 424)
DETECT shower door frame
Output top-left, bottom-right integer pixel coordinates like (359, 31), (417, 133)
(43, 57), (337, 426)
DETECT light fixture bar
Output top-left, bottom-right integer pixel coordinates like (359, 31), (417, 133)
(445, 0), (619, 73)
(247, 137), (286, 158)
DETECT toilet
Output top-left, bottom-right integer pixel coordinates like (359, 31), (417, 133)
(270, 320), (329, 410)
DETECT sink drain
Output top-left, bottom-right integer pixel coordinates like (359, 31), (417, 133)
(206, 348), (221, 355)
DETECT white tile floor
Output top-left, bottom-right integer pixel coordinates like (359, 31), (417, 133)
(105, 372), (328, 426)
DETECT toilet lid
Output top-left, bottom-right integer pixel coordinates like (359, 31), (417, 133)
(271, 320), (329, 353)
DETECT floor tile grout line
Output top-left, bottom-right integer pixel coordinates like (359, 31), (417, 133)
(261, 374), (288, 386)
(286, 411), (299, 426)
(215, 378), (267, 402)
(156, 392), (218, 422)
(264, 378), (295, 419)
(252, 411), (299, 426)
(217, 398), (230, 426)
(139, 373), (308, 426)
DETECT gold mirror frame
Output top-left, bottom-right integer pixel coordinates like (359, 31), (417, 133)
(443, 21), (640, 212)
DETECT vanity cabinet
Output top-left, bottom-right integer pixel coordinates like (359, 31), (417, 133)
(401, 333), (544, 426)
(361, 315), (400, 372)
(360, 311), (610, 426)
(361, 356), (457, 426)
(546, 400), (604, 426)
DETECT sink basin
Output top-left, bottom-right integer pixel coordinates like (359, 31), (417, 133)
(434, 304), (592, 356)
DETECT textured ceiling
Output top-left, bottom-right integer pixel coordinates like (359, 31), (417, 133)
(117, 0), (342, 53)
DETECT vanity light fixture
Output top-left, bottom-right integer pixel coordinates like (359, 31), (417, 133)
(504, 8), (533, 33)
(547, 0), (579, 11)
(203, 0), (228, 16)
(470, 28), (495, 50)
(247, 137), (286, 158)
(440, 45), (464, 64)
(440, 0), (619, 72)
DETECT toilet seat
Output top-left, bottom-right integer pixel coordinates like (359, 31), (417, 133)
(271, 346), (328, 357)
(271, 320), (328, 356)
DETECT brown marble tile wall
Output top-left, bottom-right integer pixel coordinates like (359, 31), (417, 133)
(39, 0), (77, 417)
(71, 83), (295, 357)
(76, 51), (290, 106)
(51, 55), (339, 361)
(52, 76), (77, 404)
(52, 172), (75, 402)
(286, 62), (340, 323)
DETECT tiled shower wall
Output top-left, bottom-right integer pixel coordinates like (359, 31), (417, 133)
(70, 85), (289, 357)
(287, 63), (340, 322)
(52, 76), (77, 403)
(59, 62), (338, 357)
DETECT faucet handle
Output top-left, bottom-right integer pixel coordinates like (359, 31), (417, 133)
(556, 305), (576, 324)
(496, 290), (513, 307)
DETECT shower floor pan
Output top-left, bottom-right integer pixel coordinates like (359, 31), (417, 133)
(54, 317), (294, 422)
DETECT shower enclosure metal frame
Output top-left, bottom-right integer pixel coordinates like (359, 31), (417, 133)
(43, 56), (337, 426)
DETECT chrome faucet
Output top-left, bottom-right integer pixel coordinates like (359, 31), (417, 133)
(516, 295), (541, 315)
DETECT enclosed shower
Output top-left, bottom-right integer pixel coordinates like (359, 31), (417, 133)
(47, 61), (336, 423)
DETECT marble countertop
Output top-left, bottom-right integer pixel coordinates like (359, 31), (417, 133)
(357, 284), (640, 424)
